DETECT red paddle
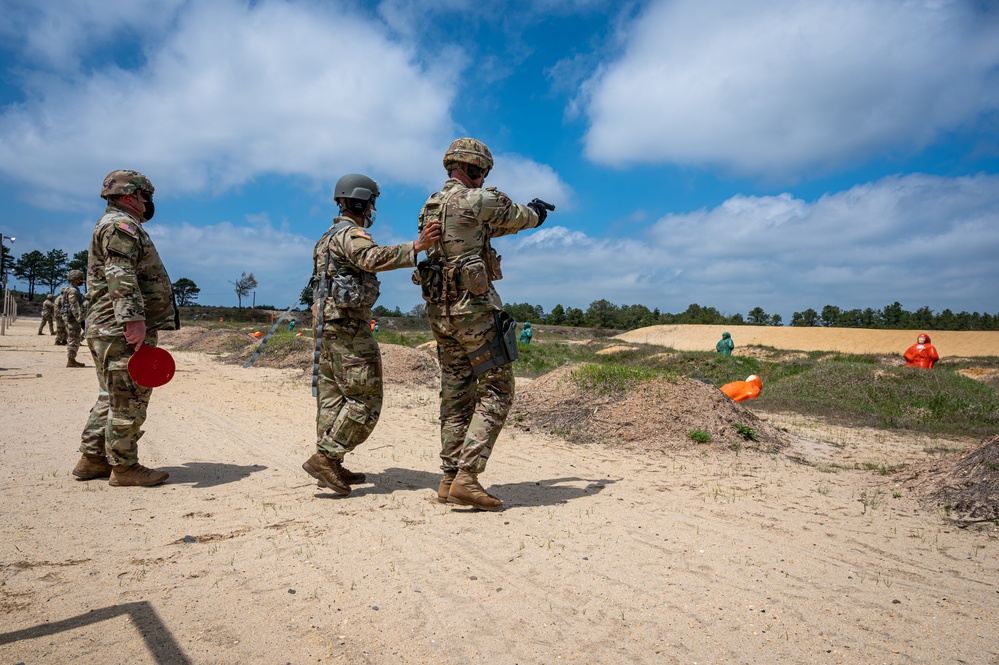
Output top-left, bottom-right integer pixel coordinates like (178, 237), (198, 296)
(127, 344), (176, 388)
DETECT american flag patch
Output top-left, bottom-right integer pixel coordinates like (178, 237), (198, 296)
(117, 221), (137, 236)
(355, 230), (372, 240)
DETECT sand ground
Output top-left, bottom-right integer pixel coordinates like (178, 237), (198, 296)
(1, 318), (997, 664)
(614, 324), (999, 358)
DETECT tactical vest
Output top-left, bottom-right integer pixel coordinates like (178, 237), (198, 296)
(316, 220), (380, 315)
(413, 187), (502, 305)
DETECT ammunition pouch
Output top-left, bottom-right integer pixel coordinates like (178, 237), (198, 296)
(467, 310), (519, 376)
(458, 256), (490, 296)
(414, 259), (445, 304)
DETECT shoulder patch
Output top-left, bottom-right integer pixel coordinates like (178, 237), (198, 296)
(354, 229), (372, 241)
(116, 221), (138, 236)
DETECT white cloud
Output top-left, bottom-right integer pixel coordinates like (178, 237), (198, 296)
(148, 215), (316, 309)
(488, 154), (574, 209)
(0, 0), (186, 72)
(581, 0), (999, 175)
(0, 0), (461, 207)
(491, 173), (999, 318)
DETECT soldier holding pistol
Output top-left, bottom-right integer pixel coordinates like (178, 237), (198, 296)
(415, 138), (552, 511)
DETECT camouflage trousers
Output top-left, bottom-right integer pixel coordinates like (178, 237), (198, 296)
(66, 320), (83, 359)
(38, 313), (54, 335)
(316, 317), (382, 460)
(54, 316), (67, 345)
(430, 311), (515, 475)
(79, 333), (157, 467)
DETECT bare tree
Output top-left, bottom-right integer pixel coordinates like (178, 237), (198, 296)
(229, 272), (258, 309)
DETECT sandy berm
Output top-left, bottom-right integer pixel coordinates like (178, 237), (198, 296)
(1, 318), (996, 664)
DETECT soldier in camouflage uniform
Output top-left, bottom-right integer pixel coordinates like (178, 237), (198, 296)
(71, 169), (178, 488)
(415, 138), (550, 511)
(53, 287), (68, 345)
(64, 270), (87, 367)
(302, 174), (441, 496)
(37, 294), (55, 335)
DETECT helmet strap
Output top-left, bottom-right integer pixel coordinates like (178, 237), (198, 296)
(338, 198), (373, 227)
(451, 167), (483, 188)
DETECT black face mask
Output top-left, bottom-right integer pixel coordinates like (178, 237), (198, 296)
(143, 195), (155, 221)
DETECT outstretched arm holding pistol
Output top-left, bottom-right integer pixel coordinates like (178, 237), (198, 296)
(527, 198), (556, 225)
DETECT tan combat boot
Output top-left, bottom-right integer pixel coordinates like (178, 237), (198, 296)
(447, 470), (504, 511)
(72, 454), (112, 480)
(302, 453), (350, 495)
(335, 458), (366, 485)
(437, 471), (457, 503)
(109, 463), (169, 487)
(67, 358), (86, 368)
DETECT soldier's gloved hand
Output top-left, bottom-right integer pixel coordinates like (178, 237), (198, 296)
(527, 200), (548, 225)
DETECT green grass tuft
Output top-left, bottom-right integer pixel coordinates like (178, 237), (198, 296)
(570, 363), (676, 394)
(687, 429), (713, 443)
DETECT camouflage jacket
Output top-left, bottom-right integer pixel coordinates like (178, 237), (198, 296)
(64, 285), (85, 323)
(85, 205), (177, 338)
(41, 299), (54, 317)
(312, 216), (416, 323)
(54, 288), (67, 318)
(418, 179), (540, 317)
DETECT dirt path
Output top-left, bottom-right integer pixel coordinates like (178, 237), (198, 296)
(1, 318), (996, 664)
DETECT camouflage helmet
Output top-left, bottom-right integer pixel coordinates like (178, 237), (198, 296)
(333, 173), (379, 203)
(46, 293), (54, 300)
(443, 138), (493, 174)
(67, 269), (85, 283)
(101, 169), (155, 200)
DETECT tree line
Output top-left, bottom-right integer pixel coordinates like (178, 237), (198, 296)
(3, 248), (88, 298)
(497, 300), (999, 332)
(2, 245), (267, 310)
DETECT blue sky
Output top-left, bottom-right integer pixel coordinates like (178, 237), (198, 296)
(1, 0), (997, 321)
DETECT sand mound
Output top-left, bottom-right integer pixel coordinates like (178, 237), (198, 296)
(903, 435), (999, 521)
(161, 328), (251, 354)
(380, 344), (441, 387)
(161, 328), (439, 387)
(594, 345), (634, 356)
(511, 364), (790, 454)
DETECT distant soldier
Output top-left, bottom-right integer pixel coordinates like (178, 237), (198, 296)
(415, 138), (549, 511)
(72, 169), (178, 488)
(716, 331), (734, 356)
(302, 173), (441, 496)
(38, 294), (55, 335)
(53, 287), (68, 345)
(64, 270), (87, 367)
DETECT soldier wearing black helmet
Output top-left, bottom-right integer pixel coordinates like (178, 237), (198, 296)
(415, 138), (552, 511)
(302, 173), (441, 497)
(72, 169), (177, 488)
